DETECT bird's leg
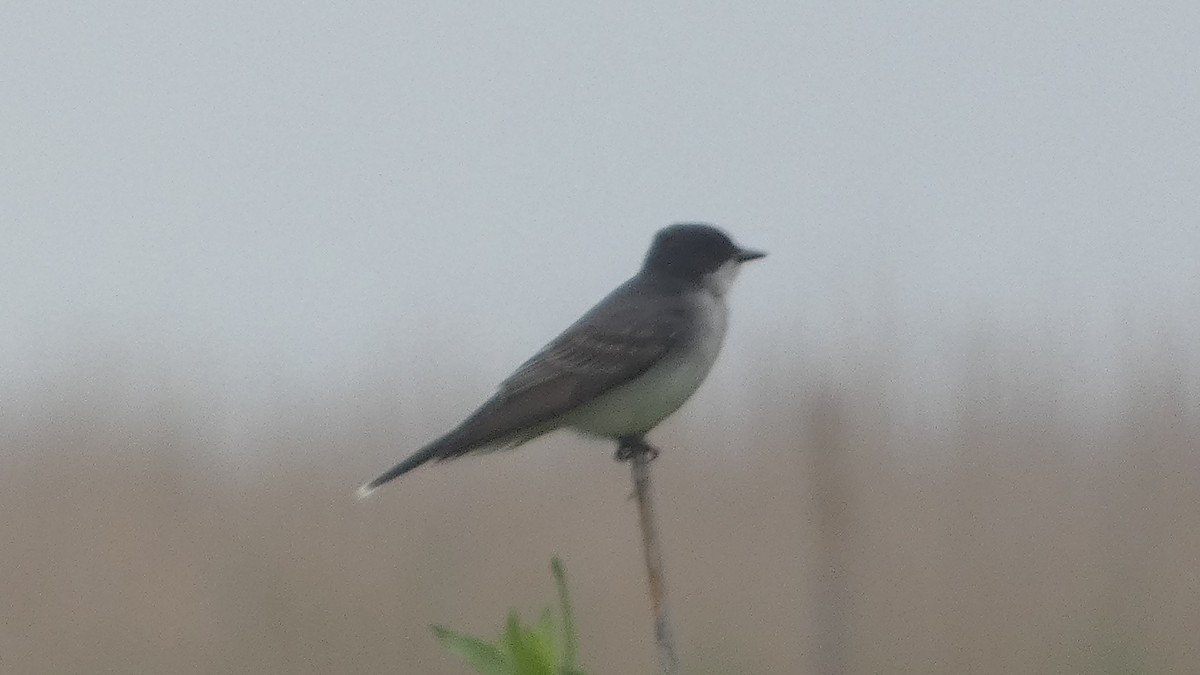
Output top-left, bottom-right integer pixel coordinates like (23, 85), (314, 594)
(615, 435), (660, 462)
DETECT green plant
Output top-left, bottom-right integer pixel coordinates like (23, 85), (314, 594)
(432, 556), (584, 675)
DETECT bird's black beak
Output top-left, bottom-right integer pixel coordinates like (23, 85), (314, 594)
(736, 247), (767, 262)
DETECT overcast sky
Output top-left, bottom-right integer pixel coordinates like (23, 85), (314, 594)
(4, 2), (1198, 412)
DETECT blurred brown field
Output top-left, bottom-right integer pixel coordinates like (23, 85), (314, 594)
(2, 337), (1198, 675)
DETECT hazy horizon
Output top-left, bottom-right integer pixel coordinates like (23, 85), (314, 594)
(5, 1), (1199, 423)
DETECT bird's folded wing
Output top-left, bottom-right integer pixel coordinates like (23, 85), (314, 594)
(435, 280), (690, 457)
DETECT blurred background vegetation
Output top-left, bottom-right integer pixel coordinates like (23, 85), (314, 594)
(3, 321), (1196, 675)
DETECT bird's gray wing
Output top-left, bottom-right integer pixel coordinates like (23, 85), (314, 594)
(433, 278), (692, 458)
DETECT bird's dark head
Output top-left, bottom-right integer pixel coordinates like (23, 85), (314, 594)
(642, 223), (766, 293)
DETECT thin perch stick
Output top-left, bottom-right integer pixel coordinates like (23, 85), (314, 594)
(630, 451), (679, 674)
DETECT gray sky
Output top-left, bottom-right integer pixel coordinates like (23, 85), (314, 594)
(4, 2), (1199, 413)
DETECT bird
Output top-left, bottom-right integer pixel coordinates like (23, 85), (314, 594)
(356, 223), (765, 499)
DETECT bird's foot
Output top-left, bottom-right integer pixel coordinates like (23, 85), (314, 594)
(615, 436), (659, 462)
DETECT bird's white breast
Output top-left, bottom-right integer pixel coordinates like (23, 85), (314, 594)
(565, 289), (728, 437)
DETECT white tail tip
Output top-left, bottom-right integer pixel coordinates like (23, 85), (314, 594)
(355, 483), (377, 501)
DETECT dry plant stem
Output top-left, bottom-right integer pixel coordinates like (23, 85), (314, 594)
(624, 439), (679, 674)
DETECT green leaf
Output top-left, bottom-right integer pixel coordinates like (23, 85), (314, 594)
(535, 607), (561, 663)
(431, 624), (512, 675)
(503, 612), (554, 675)
(430, 559), (587, 675)
(523, 622), (558, 670)
(551, 556), (578, 670)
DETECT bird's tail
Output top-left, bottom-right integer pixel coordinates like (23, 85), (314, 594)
(355, 443), (443, 500)
(354, 394), (550, 499)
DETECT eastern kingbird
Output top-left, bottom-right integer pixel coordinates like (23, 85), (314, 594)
(357, 223), (765, 499)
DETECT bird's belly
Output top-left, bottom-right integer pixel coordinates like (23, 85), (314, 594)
(565, 298), (726, 437)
